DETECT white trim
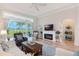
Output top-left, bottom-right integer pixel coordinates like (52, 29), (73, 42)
(2, 12), (34, 22)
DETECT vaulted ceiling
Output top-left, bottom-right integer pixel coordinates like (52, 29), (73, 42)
(0, 3), (76, 17)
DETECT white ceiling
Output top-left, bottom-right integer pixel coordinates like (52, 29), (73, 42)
(0, 3), (76, 17)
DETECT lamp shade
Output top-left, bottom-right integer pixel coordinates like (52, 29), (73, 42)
(0, 30), (7, 35)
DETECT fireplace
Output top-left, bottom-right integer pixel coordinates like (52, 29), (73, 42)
(44, 34), (53, 40)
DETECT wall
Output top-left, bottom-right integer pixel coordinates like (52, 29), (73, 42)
(32, 17), (39, 31)
(74, 6), (79, 46)
(0, 11), (5, 30)
(38, 6), (77, 31)
(38, 6), (78, 46)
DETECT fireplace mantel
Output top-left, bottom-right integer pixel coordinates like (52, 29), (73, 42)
(43, 31), (56, 42)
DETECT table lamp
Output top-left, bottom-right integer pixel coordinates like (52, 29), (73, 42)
(0, 30), (8, 42)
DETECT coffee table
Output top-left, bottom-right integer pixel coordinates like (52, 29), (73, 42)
(22, 41), (42, 56)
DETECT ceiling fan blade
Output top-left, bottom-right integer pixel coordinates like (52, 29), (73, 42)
(30, 3), (47, 12)
(34, 6), (40, 11)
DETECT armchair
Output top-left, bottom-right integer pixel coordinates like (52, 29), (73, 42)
(14, 32), (28, 47)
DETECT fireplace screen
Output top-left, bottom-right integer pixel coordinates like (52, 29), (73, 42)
(44, 34), (53, 40)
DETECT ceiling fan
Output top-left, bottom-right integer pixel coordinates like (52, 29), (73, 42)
(31, 3), (47, 11)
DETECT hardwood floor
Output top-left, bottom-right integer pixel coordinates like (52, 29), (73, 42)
(35, 39), (79, 52)
(63, 40), (74, 46)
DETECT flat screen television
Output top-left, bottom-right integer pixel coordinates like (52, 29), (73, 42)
(44, 24), (53, 31)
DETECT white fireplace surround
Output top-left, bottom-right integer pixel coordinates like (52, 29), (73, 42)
(43, 31), (56, 42)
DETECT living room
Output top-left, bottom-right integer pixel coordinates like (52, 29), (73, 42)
(0, 3), (79, 56)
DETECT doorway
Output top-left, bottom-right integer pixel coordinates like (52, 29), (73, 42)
(63, 19), (75, 46)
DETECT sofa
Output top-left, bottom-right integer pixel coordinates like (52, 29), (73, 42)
(0, 41), (26, 56)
